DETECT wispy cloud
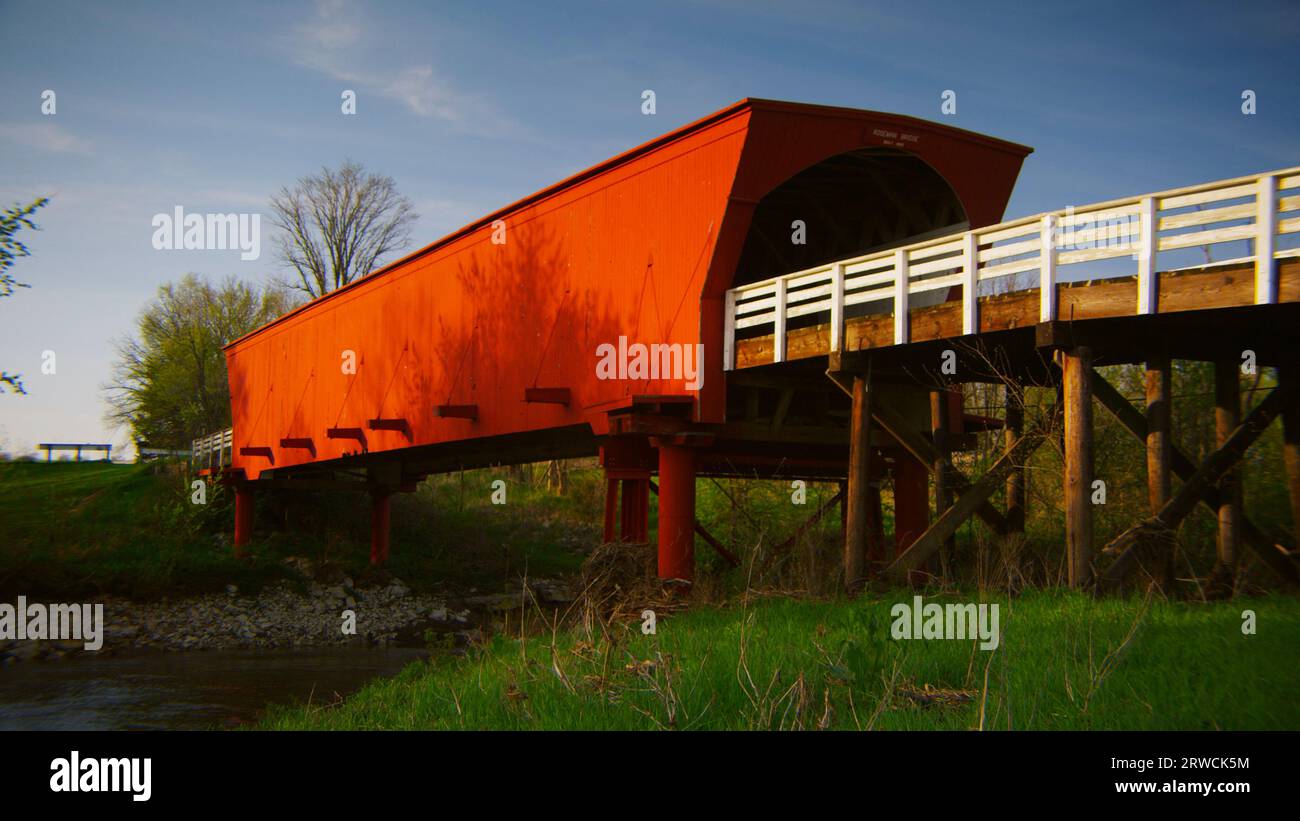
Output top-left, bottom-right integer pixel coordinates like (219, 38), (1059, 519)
(283, 0), (516, 136)
(0, 122), (92, 155)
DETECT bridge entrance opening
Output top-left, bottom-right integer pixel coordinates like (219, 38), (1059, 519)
(732, 148), (968, 290)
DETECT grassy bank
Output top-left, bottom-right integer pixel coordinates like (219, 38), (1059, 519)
(0, 460), (602, 600)
(262, 591), (1300, 730)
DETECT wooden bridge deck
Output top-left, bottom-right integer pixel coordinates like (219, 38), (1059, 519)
(735, 254), (1300, 370)
(725, 166), (1300, 372)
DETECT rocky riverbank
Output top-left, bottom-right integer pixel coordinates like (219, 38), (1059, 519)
(1, 556), (577, 663)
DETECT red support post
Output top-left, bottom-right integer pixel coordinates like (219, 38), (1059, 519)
(619, 478), (649, 542)
(370, 489), (391, 566)
(891, 454), (930, 558)
(233, 484), (255, 557)
(656, 443), (697, 582)
(603, 476), (619, 543)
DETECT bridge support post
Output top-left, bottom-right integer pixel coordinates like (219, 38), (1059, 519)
(370, 488), (391, 566)
(603, 476), (619, 543)
(845, 373), (874, 593)
(620, 478), (650, 543)
(892, 453), (931, 583)
(234, 484), (255, 557)
(1213, 359), (1242, 590)
(1061, 347), (1094, 589)
(655, 442), (697, 582)
(1145, 356), (1174, 586)
(600, 437), (656, 543)
(1005, 382), (1025, 536)
(930, 388), (953, 579)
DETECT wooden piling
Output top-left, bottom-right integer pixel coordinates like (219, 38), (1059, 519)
(1145, 356), (1172, 513)
(1214, 360), (1241, 578)
(1004, 382), (1025, 535)
(930, 388), (953, 578)
(845, 372), (873, 593)
(1062, 347), (1094, 588)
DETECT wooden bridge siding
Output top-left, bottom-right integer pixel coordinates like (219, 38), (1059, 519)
(733, 258), (1300, 369)
(226, 117), (751, 480)
(225, 101), (1032, 481)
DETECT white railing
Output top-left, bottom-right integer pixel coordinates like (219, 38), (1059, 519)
(723, 166), (1300, 369)
(191, 428), (233, 470)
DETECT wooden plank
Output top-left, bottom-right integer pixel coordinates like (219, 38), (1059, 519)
(1157, 222), (1254, 252)
(1062, 347), (1094, 588)
(1159, 182), (1256, 210)
(1158, 200), (1254, 231)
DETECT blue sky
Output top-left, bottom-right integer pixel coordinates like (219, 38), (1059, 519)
(1, 0), (1298, 456)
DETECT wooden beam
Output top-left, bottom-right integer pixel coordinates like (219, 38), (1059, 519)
(524, 388), (570, 405)
(239, 446), (274, 463)
(1090, 369), (1298, 585)
(930, 388), (953, 578)
(826, 368), (1011, 535)
(279, 437), (316, 457)
(1144, 357), (1172, 513)
(1214, 361), (1241, 581)
(762, 486), (847, 572)
(1144, 356), (1173, 586)
(1004, 381), (1026, 534)
(886, 415), (1056, 577)
(436, 404), (478, 420)
(1102, 388), (1284, 587)
(866, 398), (1010, 537)
(368, 417), (411, 435)
(325, 427), (365, 440)
(845, 372), (873, 593)
(1062, 347), (1094, 588)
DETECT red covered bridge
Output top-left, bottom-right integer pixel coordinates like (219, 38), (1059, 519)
(199, 98), (1300, 590)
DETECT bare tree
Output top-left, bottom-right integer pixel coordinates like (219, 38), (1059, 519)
(269, 160), (418, 298)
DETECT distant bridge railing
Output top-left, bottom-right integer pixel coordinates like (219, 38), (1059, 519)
(724, 166), (1300, 369)
(191, 428), (233, 470)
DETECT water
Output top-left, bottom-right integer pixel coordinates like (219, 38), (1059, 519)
(0, 646), (427, 730)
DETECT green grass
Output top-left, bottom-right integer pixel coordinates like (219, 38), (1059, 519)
(262, 591), (1300, 730)
(0, 460), (294, 599)
(0, 460), (606, 600)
